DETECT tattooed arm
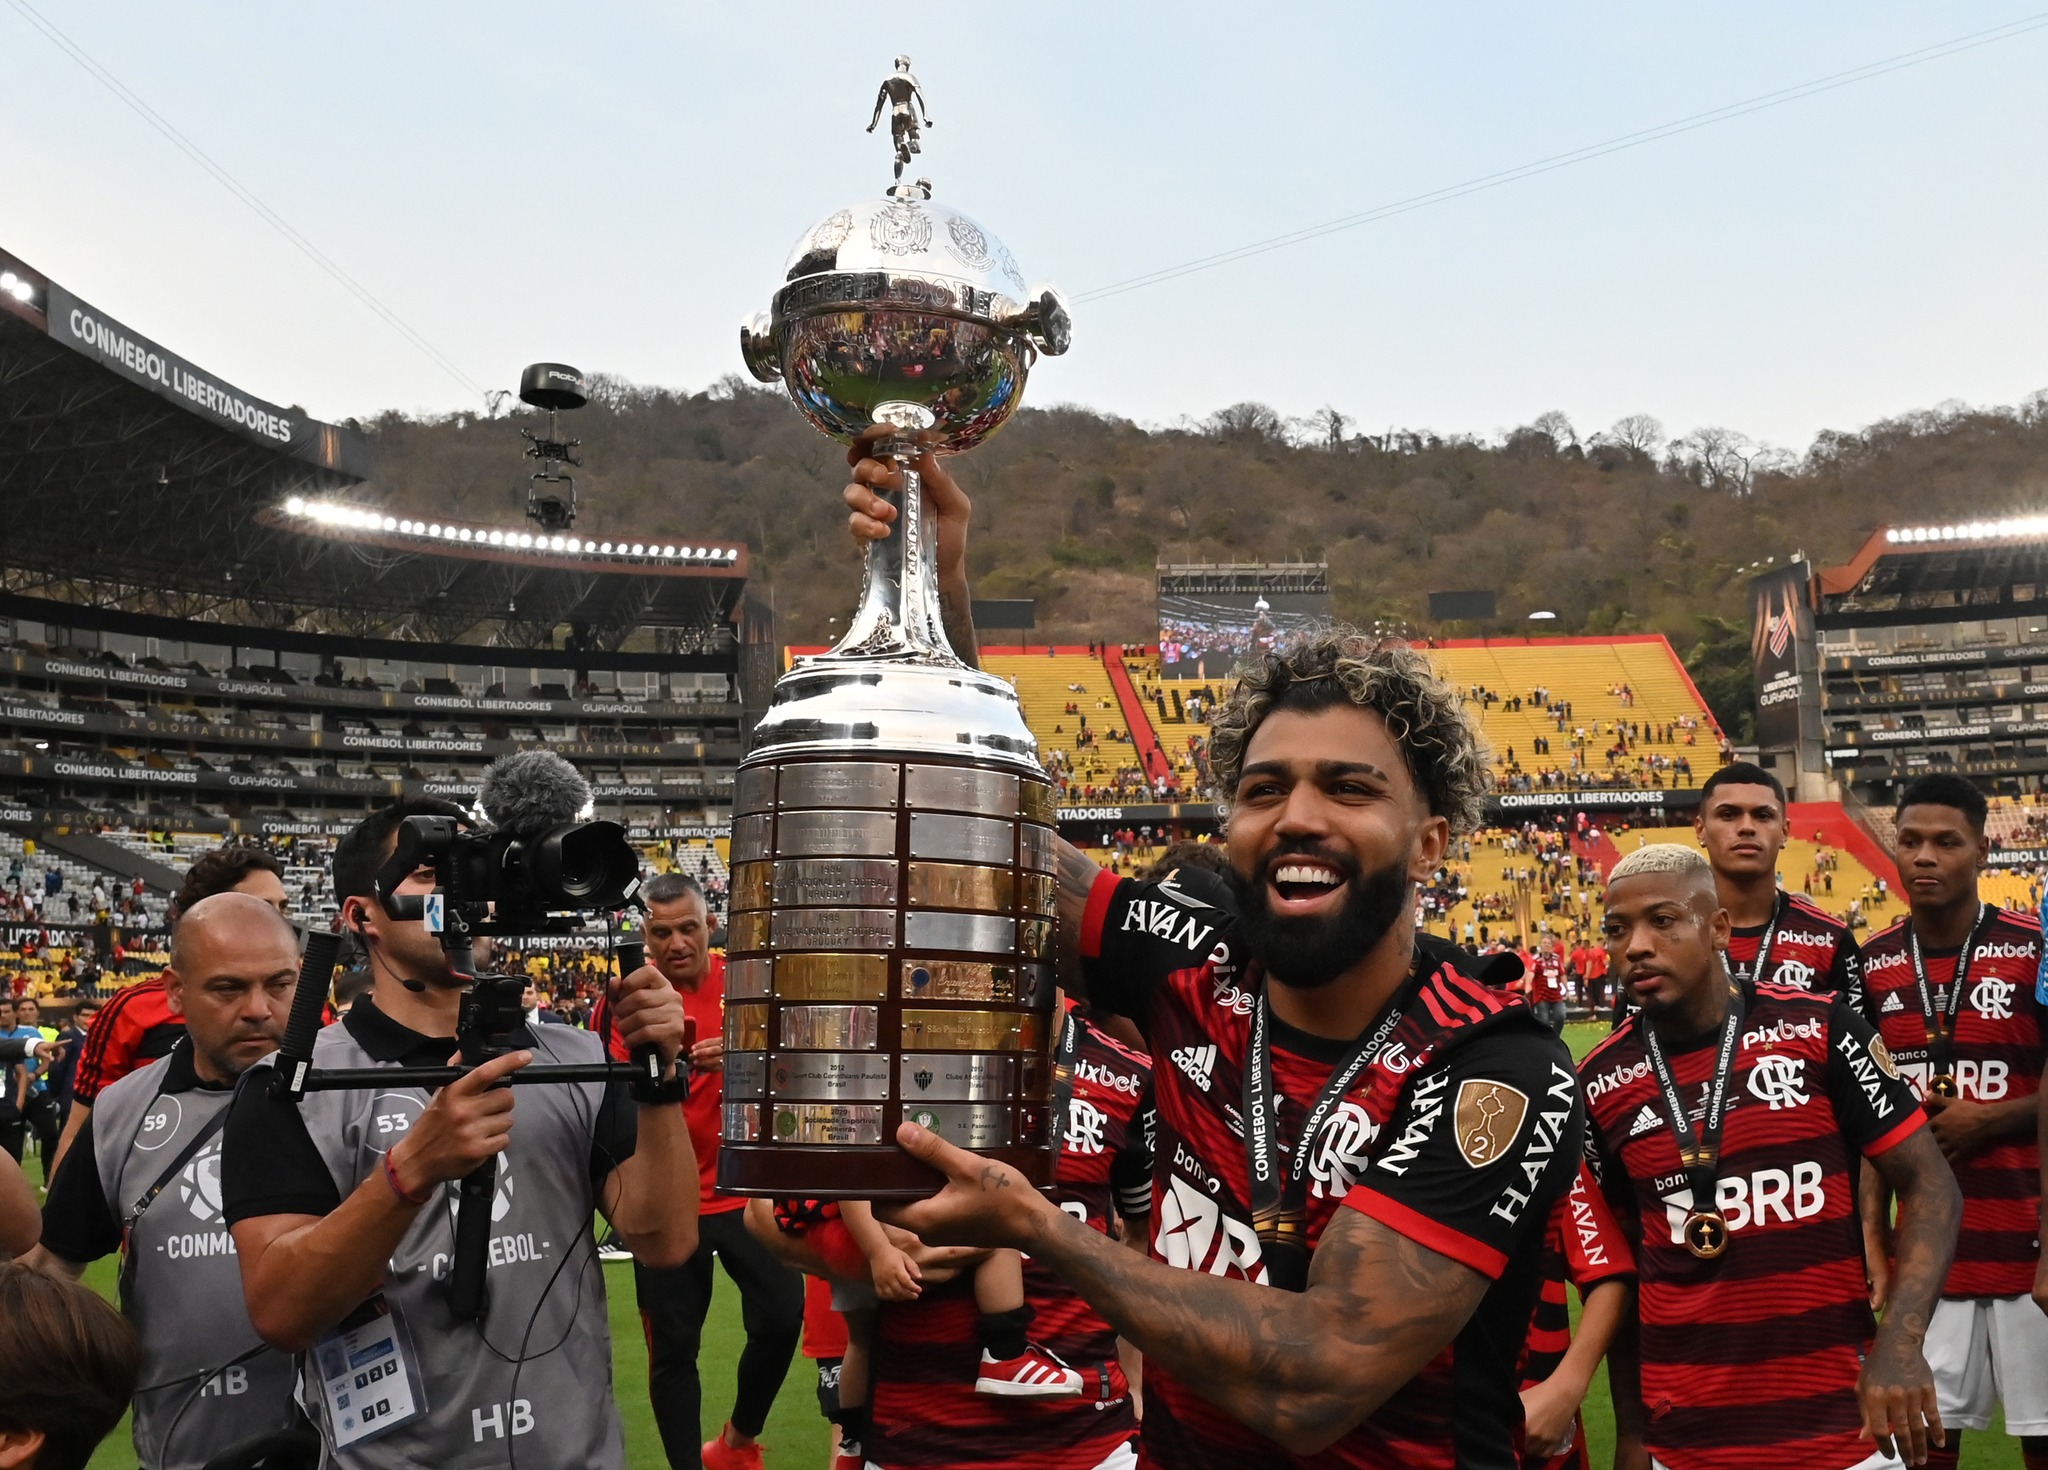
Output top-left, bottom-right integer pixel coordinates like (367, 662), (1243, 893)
(884, 1123), (1489, 1455)
(1858, 1124), (1958, 1465)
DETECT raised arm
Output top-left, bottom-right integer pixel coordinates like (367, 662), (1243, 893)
(842, 442), (1109, 991)
(884, 1122), (1488, 1455)
(1859, 1123), (1959, 1464)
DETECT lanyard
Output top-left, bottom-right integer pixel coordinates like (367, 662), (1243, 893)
(1907, 903), (1993, 1096)
(1729, 891), (1784, 987)
(1639, 984), (1744, 1259)
(1243, 966), (1406, 1292)
(1051, 1006), (1081, 1155)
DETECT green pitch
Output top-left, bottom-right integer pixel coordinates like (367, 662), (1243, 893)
(67, 1029), (2019, 1467)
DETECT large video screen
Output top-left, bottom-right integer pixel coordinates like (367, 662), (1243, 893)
(1159, 591), (1334, 679)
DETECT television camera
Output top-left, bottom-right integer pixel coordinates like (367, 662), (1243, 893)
(519, 362), (588, 532)
(271, 751), (663, 1320)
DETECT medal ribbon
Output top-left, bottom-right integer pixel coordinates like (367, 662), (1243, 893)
(1730, 890), (1784, 987)
(1050, 1006), (1081, 1158)
(1639, 984), (1745, 1234)
(1907, 903), (1992, 1086)
(1244, 963), (1407, 1292)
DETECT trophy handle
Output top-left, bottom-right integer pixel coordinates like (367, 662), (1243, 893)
(825, 402), (961, 666)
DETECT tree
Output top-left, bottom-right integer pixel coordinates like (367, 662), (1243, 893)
(1603, 413), (1664, 455)
(1672, 426), (1791, 497)
(1205, 402), (1284, 445)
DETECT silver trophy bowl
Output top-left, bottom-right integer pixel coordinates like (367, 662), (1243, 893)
(722, 137), (1072, 1197)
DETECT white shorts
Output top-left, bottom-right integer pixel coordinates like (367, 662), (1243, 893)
(1924, 1293), (2048, 1434)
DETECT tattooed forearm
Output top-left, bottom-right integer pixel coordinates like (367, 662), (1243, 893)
(939, 579), (979, 670)
(1022, 1202), (1485, 1454)
(1869, 1126), (1960, 1352)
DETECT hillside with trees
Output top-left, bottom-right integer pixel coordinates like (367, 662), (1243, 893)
(360, 380), (2048, 741)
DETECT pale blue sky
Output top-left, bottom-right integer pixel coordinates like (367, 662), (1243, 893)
(5, 2), (2045, 452)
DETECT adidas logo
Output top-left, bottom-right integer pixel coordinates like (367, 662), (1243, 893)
(1880, 991), (1904, 1014)
(1171, 1044), (1218, 1092)
(1627, 1104), (1660, 1138)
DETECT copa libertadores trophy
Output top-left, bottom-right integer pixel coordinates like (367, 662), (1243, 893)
(723, 62), (1073, 1197)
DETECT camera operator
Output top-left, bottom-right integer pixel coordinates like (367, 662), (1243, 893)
(26, 893), (305, 1470)
(220, 799), (698, 1468)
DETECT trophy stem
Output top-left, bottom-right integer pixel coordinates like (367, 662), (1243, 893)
(825, 414), (961, 666)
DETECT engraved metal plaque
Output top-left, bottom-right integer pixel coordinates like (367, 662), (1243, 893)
(1019, 824), (1056, 873)
(906, 862), (1014, 913)
(773, 908), (896, 951)
(904, 764), (1020, 817)
(772, 1102), (885, 1146)
(724, 1103), (764, 1142)
(1017, 872), (1056, 916)
(902, 1102), (1009, 1149)
(781, 1004), (881, 1051)
(773, 953), (890, 1001)
(776, 809), (897, 858)
(727, 1003), (770, 1051)
(1019, 782), (1056, 824)
(732, 813), (773, 864)
(902, 960), (1016, 1002)
(774, 858), (898, 909)
(726, 956), (774, 1000)
(780, 761), (901, 810)
(908, 812), (1014, 865)
(727, 911), (770, 952)
(771, 1051), (893, 1100)
(730, 862), (772, 913)
(905, 911), (1015, 954)
(901, 1008), (1045, 1052)
(734, 766), (776, 817)
(724, 1052), (769, 1099)
(900, 1052), (1013, 1102)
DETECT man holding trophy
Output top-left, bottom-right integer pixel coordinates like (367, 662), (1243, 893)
(735, 69), (1587, 1469)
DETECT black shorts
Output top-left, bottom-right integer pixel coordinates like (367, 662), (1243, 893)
(814, 1356), (844, 1418)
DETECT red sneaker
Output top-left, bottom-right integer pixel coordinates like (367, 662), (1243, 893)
(701, 1426), (765, 1470)
(975, 1344), (1084, 1398)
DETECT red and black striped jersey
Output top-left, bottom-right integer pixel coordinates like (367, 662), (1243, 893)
(1519, 1161), (1634, 1390)
(817, 1011), (1153, 1469)
(1859, 905), (2045, 1298)
(1725, 892), (1863, 1013)
(1581, 985), (1925, 1470)
(71, 973), (184, 1105)
(1027, 1007), (1155, 1370)
(1516, 1163), (1634, 1470)
(1083, 865), (1583, 1470)
(870, 1275), (1134, 1470)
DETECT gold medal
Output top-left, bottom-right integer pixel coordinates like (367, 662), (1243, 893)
(1683, 1209), (1730, 1260)
(1929, 1073), (1959, 1098)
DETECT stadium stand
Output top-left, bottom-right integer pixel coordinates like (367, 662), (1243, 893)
(1131, 634), (1725, 798)
(982, 647), (1159, 801)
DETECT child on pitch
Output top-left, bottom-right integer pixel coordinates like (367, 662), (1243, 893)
(836, 1198), (1083, 1398)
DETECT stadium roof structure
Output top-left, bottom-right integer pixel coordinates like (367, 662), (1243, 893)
(1815, 518), (2048, 604)
(0, 245), (748, 650)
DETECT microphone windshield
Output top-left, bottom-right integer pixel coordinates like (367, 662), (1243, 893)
(479, 750), (592, 837)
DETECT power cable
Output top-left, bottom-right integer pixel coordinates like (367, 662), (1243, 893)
(2, 0), (490, 404)
(1077, 12), (2048, 303)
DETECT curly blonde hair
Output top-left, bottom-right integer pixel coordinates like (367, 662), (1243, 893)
(1206, 630), (1493, 834)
